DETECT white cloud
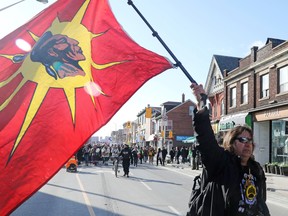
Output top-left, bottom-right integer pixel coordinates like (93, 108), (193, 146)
(250, 40), (265, 49)
(244, 40), (265, 56)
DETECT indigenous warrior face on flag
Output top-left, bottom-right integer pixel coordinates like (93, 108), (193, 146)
(30, 31), (86, 79)
(0, 0), (172, 214)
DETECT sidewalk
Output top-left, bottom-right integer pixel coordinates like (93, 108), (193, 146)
(165, 162), (288, 208)
(265, 172), (288, 207)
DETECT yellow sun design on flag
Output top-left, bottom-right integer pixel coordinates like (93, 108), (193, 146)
(0, 0), (123, 164)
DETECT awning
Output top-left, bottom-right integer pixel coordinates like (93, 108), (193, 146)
(182, 136), (196, 143)
(219, 112), (251, 131)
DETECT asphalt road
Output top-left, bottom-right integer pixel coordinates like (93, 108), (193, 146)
(11, 162), (194, 216)
(11, 162), (288, 216)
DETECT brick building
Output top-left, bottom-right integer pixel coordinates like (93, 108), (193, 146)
(204, 54), (241, 135)
(207, 38), (288, 165)
(165, 99), (196, 147)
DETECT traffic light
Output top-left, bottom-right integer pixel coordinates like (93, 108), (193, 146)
(168, 130), (173, 139)
(161, 130), (164, 138)
(126, 121), (131, 128)
(145, 107), (152, 118)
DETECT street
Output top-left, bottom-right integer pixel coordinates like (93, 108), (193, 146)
(11, 162), (288, 216)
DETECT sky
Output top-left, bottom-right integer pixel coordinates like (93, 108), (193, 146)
(1, 0), (288, 137)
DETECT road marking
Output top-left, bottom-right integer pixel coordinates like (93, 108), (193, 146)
(140, 180), (152, 190)
(76, 173), (96, 216)
(87, 170), (113, 173)
(168, 206), (180, 215)
(161, 166), (194, 178)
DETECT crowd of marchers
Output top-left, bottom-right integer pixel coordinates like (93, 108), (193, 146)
(75, 142), (201, 169)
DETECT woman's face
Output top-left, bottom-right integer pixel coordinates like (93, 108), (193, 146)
(233, 130), (253, 162)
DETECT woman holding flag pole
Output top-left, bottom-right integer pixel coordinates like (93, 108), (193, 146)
(187, 83), (270, 216)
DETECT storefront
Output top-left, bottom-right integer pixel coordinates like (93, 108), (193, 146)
(216, 112), (251, 145)
(254, 106), (288, 165)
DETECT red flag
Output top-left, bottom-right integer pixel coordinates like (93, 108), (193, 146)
(0, 0), (172, 214)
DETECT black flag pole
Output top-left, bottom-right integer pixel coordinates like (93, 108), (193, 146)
(127, 0), (196, 84)
(127, 0), (207, 106)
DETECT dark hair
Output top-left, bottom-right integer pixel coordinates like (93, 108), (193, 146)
(222, 125), (254, 154)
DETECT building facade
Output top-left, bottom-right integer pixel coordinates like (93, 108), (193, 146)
(222, 38), (288, 165)
(204, 54), (241, 136)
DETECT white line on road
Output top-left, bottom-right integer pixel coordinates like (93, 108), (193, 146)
(161, 166), (195, 178)
(168, 205), (181, 215)
(140, 180), (152, 190)
(76, 173), (96, 216)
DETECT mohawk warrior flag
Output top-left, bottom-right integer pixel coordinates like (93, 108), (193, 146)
(0, 0), (172, 214)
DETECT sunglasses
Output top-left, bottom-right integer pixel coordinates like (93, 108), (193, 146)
(235, 137), (253, 144)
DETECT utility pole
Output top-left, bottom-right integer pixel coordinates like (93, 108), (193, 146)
(162, 108), (167, 149)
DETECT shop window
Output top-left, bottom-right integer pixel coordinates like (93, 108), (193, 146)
(230, 87), (236, 107)
(241, 82), (248, 104)
(279, 66), (288, 93)
(260, 73), (269, 98)
(271, 119), (288, 164)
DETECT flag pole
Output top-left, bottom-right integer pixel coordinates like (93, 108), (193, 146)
(127, 0), (197, 84)
(127, 0), (207, 105)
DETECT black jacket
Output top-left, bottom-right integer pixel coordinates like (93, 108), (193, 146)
(119, 147), (132, 160)
(193, 107), (270, 216)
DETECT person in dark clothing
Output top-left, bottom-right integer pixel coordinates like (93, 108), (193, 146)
(119, 144), (132, 177)
(191, 143), (199, 170)
(190, 83), (270, 216)
(176, 146), (181, 164)
(76, 147), (84, 165)
(132, 147), (138, 167)
(139, 147), (144, 164)
(161, 147), (168, 166)
(169, 147), (175, 163)
(156, 148), (162, 166)
(83, 145), (91, 166)
(182, 147), (189, 163)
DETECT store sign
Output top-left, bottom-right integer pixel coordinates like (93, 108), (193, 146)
(255, 107), (288, 121)
(219, 121), (235, 131)
(176, 136), (190, 141)
(219, 113), (249, 131)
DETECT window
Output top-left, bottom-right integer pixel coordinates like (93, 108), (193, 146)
(260, 73), (269, 98)
(220, 99), (224, 115)
(189, 106), (194, 116)
(279, 66), (288, 93)
(241, 82), (248, 104)
(167, 120), (173, 130)
(230, 87), (236, 107)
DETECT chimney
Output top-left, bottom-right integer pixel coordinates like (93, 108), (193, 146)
(223, 69), (229, 77)
(251, 46), (258, 62)
(182, 93), (185, 103)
